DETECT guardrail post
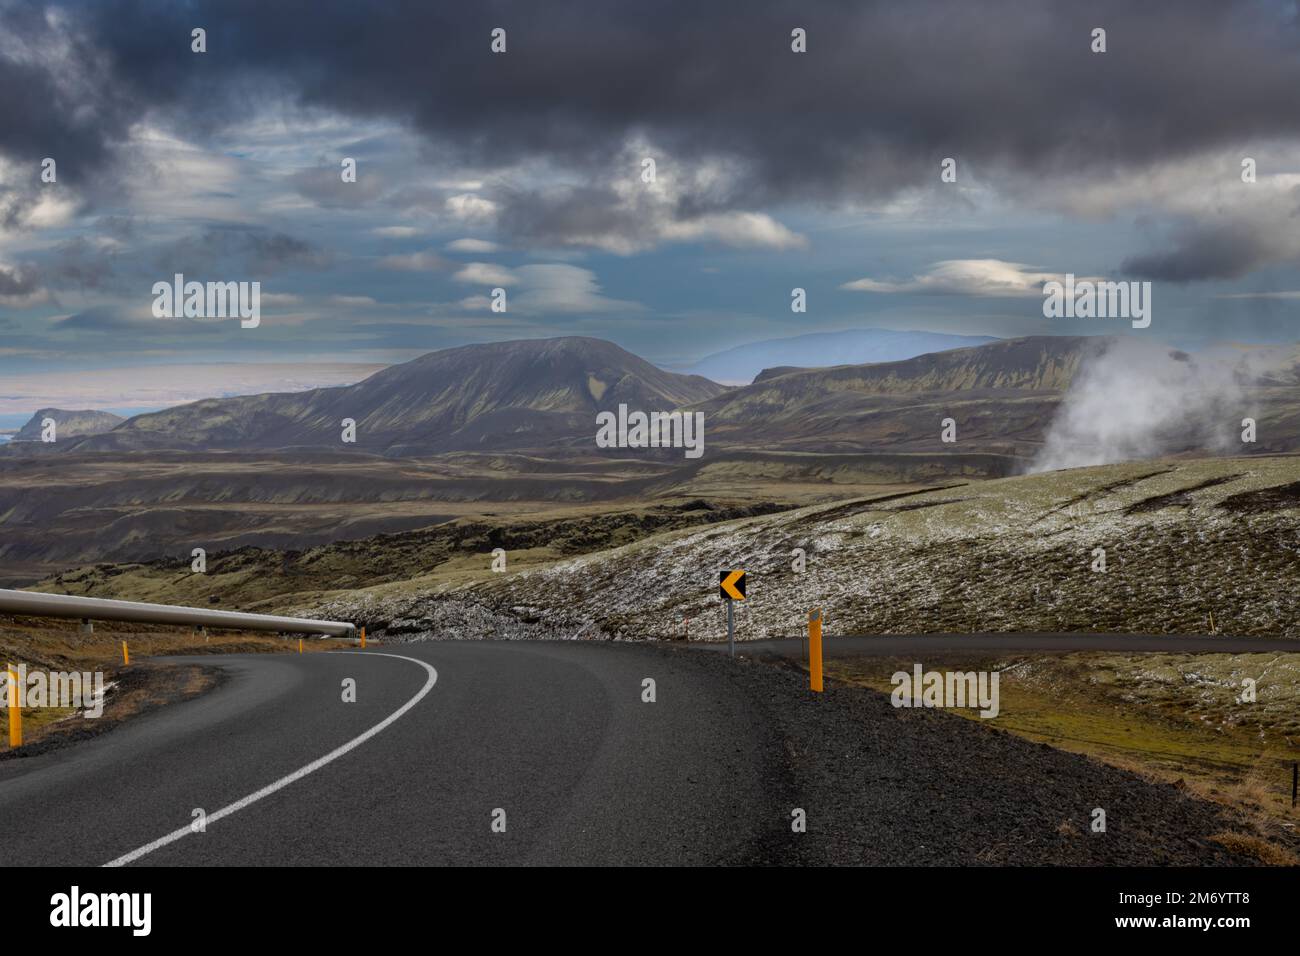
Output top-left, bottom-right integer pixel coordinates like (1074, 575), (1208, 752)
(808, 609), (823, 693)
(6, 663), (21, 748)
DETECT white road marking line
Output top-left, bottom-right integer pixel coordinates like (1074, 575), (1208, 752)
(103, 651), (437, 867)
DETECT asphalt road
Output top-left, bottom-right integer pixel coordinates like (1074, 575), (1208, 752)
(0, 642), (786, 866)
(3, 634), (1298, 866)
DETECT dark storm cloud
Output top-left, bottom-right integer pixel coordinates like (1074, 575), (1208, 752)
(0, 262), (41, 297)
(20, 226), (327, 301)
(1122, 181), (1300, 281)
(0, 3), (128, 181)
(495, 185), (644, 248)
(29, 1), (1298, 183)
(39, 236), (124, 291)
(96, 215), (138, 240)
(158, 225), (331, 276)
(1122, 225), (1275, 282)
(4, 0), (1300, 275)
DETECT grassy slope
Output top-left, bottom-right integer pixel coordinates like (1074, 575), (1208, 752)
(292, 455), (1300, 642)
(1, 446), (958, 585)
(33, 498), (799, 610)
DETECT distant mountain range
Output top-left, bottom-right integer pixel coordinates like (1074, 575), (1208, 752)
(13, 408), (124, 442)
(5, 333), (1297, 583)
(41, 334), (1085, 457)
(680, 329), (1000, 384)
(697, 335), (1108, 456)
(64, 337), (724, 455)
(10, 334), (1299, 461)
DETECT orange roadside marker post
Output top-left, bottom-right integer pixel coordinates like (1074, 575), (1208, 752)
(122, 641), (130, 666)
(6, 663), (21, 748)
(360, 626), (366, 649)
(298, 637), (303, 654)
(808, 609), (823, 693)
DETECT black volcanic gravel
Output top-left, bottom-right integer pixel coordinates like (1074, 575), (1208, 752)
(631, 642), (1265, 866)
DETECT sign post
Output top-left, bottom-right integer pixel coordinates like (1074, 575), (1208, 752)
(727, 600), (734, 658)
(719, 570), (746, 658)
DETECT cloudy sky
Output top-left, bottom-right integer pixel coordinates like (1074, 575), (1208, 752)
(2, 0), (1300, 409)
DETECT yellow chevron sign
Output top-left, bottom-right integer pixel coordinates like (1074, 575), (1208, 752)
(719, 570), (746, 601)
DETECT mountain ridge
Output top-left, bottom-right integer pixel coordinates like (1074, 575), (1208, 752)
(14, 408), (125, 442)
(67, 336), (727, 455)
(25, 333), (1294, 462)
(680, 328), (1001, 384)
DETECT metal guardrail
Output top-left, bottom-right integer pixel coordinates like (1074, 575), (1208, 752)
(0, 589), (356, 637)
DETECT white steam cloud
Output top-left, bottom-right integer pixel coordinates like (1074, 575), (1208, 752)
(1029, 339), (1259, 473)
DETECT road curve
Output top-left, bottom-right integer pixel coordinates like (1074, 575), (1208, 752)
(2, 637), (1293, 866)
(0, 642), (786, 866)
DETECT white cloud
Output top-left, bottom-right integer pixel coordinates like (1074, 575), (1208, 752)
(841, 259), (1069, 296)
(435, 179), (485, 191)
(451, 294), (492, 311)
(445, 237), (500, 253)
(659, 211), (806, 251)
(122, 125), (250, 222)
(493, 140), (807, 255)
(445, 193), (498, 223)
(372, 225), (422, 238)
(432, 263), (641, 314)
(511, 263), (641, 313)
(453, 261), (519, 286)
(20, 191), (79, 230)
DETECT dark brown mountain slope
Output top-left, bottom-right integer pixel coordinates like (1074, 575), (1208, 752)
(693, 335), (1110, 455)
(67, 337), (726, 455)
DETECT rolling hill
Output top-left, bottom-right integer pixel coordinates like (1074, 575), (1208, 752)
(66, 337), (727, 455)
(13, 408), (124, 442)
(692, 335), (1109, 456)
(38, 334), (1287, 462)
(680, 328), (1000, 384)
(40, 335), (1116, 459)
